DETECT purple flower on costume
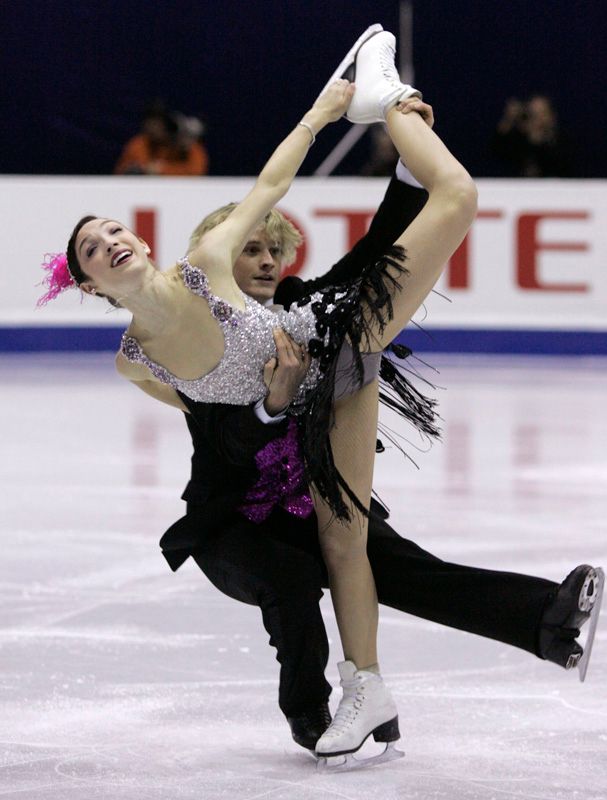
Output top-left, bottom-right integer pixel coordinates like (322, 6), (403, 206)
(121, 336), (142, 362)
(182, 265), (205, 292)
(181, 259), (237, 326)
(239, 418), (314, 523)
(213, 300), (233, 322)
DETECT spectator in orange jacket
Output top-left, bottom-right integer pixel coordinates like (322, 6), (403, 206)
(114, 106), (209, 176)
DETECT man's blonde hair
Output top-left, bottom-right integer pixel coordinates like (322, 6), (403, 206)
(188, 203), (303, 266)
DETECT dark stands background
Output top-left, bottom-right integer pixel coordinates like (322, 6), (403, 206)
(2, 1), (605, 177)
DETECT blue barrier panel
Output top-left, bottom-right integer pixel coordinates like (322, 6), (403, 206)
(393, 329), (607, 355)
(0, 327), (124, 352)
(1, 327), (605, 355)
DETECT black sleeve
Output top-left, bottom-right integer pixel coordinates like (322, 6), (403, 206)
(181, 394), (289, 468)
(275, 176), (428, 309)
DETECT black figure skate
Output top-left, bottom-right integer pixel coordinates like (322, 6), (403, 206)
(539, 564), (604, 681)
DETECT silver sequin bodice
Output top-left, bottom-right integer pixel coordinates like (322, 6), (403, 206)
(120, 258), (328, 406)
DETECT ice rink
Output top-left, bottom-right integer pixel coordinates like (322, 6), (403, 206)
(1, 352), (606, 799)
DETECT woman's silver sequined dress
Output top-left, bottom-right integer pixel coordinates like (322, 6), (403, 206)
(121, 253), (438, 519)
(121, 258), (334, 413)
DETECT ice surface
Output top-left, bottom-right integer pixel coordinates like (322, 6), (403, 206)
(1, 353), (606, 799)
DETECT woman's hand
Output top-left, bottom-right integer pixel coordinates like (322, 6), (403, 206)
(192, 83), (355, 275)
(307, 79), (356, 126)
(263, 329), (311, 416)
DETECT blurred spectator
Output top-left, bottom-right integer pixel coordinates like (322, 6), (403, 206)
(174, 114), (209, 174)
(360, 124), (398, 176)
(114, 103), (209, 176)
(491, 95), (572, 177)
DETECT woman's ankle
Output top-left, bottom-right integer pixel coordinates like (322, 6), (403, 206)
(357, 661), (380, 674)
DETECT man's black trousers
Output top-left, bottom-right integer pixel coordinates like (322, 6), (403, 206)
(191, 506), (556, 717)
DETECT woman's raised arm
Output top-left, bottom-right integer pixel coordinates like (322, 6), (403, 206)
(189, 80), (355, 273)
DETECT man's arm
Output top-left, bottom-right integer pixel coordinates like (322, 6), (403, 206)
(275, 178), (428, 308)
(183, 330), (309, 467)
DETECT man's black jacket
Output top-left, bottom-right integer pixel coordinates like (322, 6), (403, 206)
(161, 177), (428, 569)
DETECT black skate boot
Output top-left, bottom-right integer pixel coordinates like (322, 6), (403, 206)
(538, 564), (604, 681)
(287, 702), (332, 751)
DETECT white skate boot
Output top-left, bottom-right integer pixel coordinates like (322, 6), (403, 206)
(345, 30), (421, 124)
(315, 661), (404, 771)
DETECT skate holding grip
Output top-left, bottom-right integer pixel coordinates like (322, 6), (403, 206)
(372, 716), (400, 743)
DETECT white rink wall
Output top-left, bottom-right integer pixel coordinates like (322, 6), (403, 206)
(2, 177), (606, 349)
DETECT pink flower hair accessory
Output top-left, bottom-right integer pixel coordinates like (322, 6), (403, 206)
(36, 252), (78, 307)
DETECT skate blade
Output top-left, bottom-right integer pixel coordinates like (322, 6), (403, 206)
(317, 24), (384, 99)
(578, 567), (604, 682)
(316, 742), (404, 773)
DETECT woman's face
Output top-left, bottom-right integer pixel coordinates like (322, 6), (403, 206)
(75, 218), (150, 297)
(233, 227), (283, 303)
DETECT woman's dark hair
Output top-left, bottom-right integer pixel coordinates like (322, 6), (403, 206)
(66, 215), (97, 286)
(66, 215), (121, 307)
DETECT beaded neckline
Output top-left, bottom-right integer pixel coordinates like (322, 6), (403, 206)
(178, 256), (247, 323)
(120, 257), (248, 386)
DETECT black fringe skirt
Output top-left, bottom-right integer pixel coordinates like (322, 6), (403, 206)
(289, 245), (440, 522)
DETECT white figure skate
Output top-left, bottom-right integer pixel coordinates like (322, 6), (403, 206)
(315, 661), (404, 772)
(344, 30), (421, 124)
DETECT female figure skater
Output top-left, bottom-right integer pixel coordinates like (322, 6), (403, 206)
(40, 30), (478, 762)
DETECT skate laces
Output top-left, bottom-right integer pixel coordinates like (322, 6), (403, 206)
(326, 687), (366, 736)
(324, 673), (379, 737)
(378, 41), (401, 86)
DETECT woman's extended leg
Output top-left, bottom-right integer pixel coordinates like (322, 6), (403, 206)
(363, 107), (478, 349)
(311, 38), (476, 760)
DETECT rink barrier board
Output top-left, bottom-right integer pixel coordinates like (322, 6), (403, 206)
(1, 327), (605, 355)
(4, 178), (607, 339)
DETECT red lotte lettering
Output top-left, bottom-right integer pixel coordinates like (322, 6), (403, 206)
(134, 209), (157, 261)
(516, 211), (589, 293)
(132, 205), (592, 294)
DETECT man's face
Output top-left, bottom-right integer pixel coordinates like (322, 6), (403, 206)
(234, 227), (283, 303)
